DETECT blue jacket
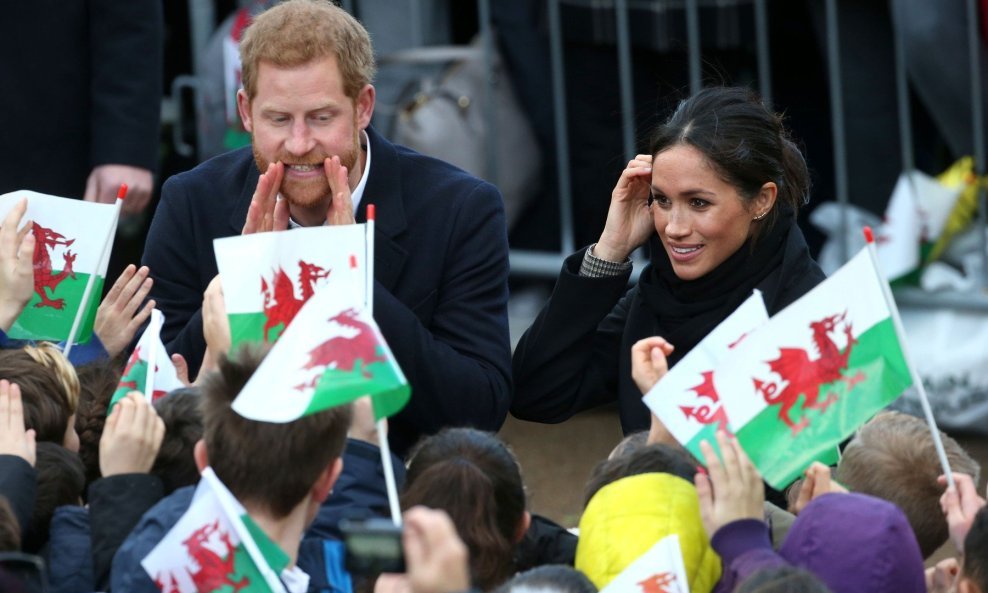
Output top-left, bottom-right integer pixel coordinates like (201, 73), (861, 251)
(0, 329), (109, 366)
(111, 439), (404, 593)
(46, 506), (94, 593)
(142, 126), (512, 454)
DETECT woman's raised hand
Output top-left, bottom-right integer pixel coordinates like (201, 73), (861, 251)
(595, 154), (654, 262)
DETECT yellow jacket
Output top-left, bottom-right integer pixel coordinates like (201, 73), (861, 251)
(575, 473), (721, 593)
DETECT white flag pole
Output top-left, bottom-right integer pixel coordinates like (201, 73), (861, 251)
(863, 226), (955, 490)
(364, 205), (403, 527)
(143, 309), (160, 404)
(63, 184), (126, 359)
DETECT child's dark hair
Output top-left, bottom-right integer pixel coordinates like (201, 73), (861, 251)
(152, 388), (204, 494)
(584, 443), (696, 508)
(199, 346), (352, 518)
(73, 359), (122, 489)
(23, 443), (85, 553)
(403, 428), (526, 591)
(0, 346), (78, 445)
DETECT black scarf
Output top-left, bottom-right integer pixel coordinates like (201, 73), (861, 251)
(634, 211), (794, 368)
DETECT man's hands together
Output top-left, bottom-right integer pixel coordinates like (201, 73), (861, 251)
(241, 157), (355, 234)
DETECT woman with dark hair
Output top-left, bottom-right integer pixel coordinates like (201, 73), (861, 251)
(400, 428), (530, 591)
(511, 86), (825, 433)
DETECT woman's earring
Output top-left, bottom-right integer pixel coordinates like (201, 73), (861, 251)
(753, 211), (767, 221)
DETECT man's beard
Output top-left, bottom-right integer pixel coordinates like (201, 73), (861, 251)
(251, 127), (360, 209)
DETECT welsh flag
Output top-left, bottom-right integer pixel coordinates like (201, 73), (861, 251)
(0, 190), (118, 342)
(109, 309), (185, 412)
(715, 248), (912, 488)
(232, 287), (410, 423)
(142, 467), (288, 593)
(599, 535), (691, 593)
(875, 170), (961, 281)
(642, 292), (768, 460)
(213, 225), (367, 348)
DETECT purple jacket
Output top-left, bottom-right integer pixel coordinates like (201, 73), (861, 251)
(713, 493), (926, 593)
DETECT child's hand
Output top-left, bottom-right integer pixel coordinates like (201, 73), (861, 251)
(349, 396), (382, 447)
(939, 472), (986, 553)
(695, 431), (765, 538)
(403, 506), (471, 593)
(925, 557), (959, 593)
(170, 353), (194, 387)
(202, 275), (231, 358)
(0, 380), (36, 467)
(0, 200), (35, 332)
(631, 336), (674, 395)
(94, 264), (154, 357)
(99, 392), (165, 477)
(791, 462), (847, 515)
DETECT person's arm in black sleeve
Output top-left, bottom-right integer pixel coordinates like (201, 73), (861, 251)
(511, 247), (634, 423)
(88, 0), (162, 172)
(87, 0), (163, 213)
(143, 175), (209, 373)
(374, 182), (512, 449)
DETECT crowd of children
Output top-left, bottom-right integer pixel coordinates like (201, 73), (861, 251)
(0, 240), (986, 592)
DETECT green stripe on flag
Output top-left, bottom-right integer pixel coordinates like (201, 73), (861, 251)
(108, 358), (148, 414)
(684, 423), (719, 462)
(305, 348), (411, 420)
(738, 318), (912, 489)
(9, 273), (103, 342)
(228, 312), (281, 346)
(242, 514), (290, 574)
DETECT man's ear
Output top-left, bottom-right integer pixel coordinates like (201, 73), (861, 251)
(237, 89), (254, 133)
(355, 84), (375, 130)
(313, 458), (344, 503)
(194, 439), (209, 472)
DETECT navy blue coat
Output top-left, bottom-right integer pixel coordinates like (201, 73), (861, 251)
(142, 127), (512, 453)
(111, 440), (404, 593)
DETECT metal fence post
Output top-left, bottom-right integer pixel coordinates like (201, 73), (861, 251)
(825, 0), (851, 265)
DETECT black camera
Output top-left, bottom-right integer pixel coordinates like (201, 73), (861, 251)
(339, 518), (406, 575)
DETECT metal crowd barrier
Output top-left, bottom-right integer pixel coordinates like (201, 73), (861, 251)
(172, 0), (988, 310)
(509, 0), (988, 314)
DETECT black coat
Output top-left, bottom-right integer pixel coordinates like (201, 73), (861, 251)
(0, 0), (162, 197)
(512, 227), (825, 433)
(143, 127), (512, 454)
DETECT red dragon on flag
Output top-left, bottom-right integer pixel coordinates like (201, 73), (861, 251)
(31, 222), (76, 310)
(753, 311), (866, 435)
(637, 572), (679, 593)
(678, 330), (753, 433)
(182, 520), (248, 592)
(294, 308), (385, 391)
(260, 260), (330, 341)
(679, 370), (731, 434)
